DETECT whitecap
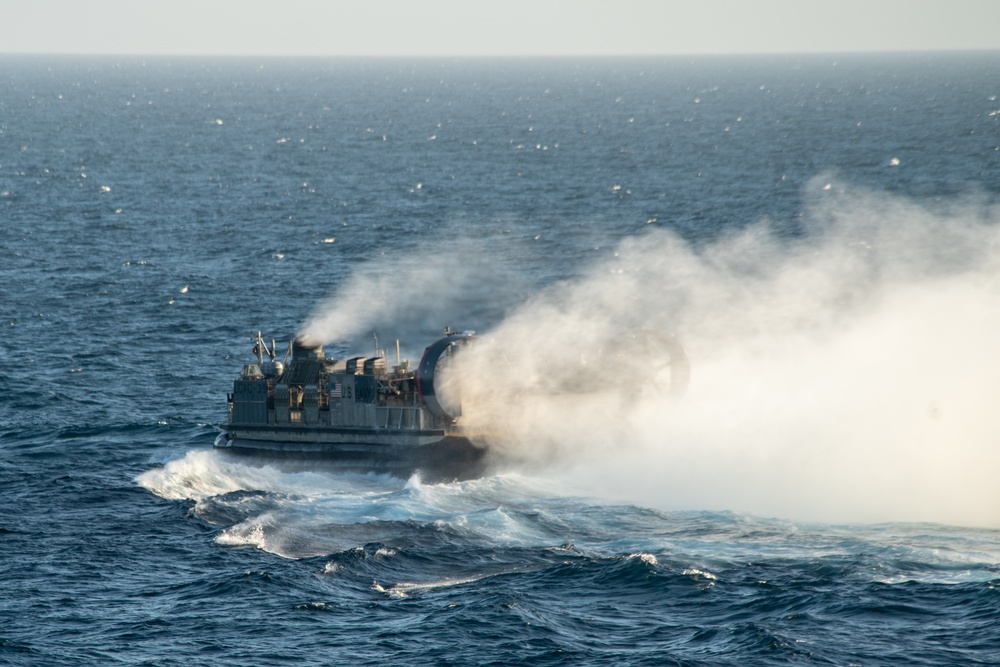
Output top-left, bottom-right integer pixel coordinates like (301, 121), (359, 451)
(682, 567), (718, 581)
(216, 519), (270, 550)
(373, 574), (487, 598)
(631, 553), (659, 566)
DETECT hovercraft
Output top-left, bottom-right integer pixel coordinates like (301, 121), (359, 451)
(216, 329), (483, 479)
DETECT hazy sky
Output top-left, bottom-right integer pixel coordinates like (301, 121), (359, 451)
(4, 0), (999, 57)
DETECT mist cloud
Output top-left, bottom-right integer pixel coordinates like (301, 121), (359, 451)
(304, 180), (1000, 527)
(299, 236), (527, 352)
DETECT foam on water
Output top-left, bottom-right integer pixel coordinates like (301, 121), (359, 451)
(142, 451), (596, 558)
(138, 448), (1000, 584)
(137, 449), (397, 502)
(372, 574), (491, 598)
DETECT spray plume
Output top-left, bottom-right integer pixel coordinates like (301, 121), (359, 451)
(305, 180), (1000, 527)
(299, 237), (527, 349)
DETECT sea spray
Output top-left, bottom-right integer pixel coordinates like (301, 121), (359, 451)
(298, 181), (1000, 527)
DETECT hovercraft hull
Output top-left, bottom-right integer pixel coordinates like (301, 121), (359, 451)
(214, 428), (486, 480)
(219, 330), (484, 478)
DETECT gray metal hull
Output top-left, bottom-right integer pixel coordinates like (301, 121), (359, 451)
(214, 426), (486, 480)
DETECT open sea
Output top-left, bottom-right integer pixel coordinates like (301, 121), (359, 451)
(2, 52), (1000, 665)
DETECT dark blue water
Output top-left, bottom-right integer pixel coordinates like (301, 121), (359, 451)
(2, 53), (1000, 666)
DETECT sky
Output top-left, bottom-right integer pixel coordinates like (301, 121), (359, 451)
(3, 0), (1000, 57)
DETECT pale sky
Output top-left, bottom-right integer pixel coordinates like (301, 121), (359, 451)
(3, 0), (999, 57)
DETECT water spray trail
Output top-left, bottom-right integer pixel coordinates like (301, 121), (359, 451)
(303, 182), (1000, 527)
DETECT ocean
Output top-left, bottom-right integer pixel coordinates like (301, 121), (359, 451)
(2, 52), (1000, 665)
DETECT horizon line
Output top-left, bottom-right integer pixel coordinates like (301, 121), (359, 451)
(2, 47), (998, 60)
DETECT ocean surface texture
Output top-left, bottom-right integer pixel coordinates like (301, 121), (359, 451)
(2, 54), (1000, 666)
